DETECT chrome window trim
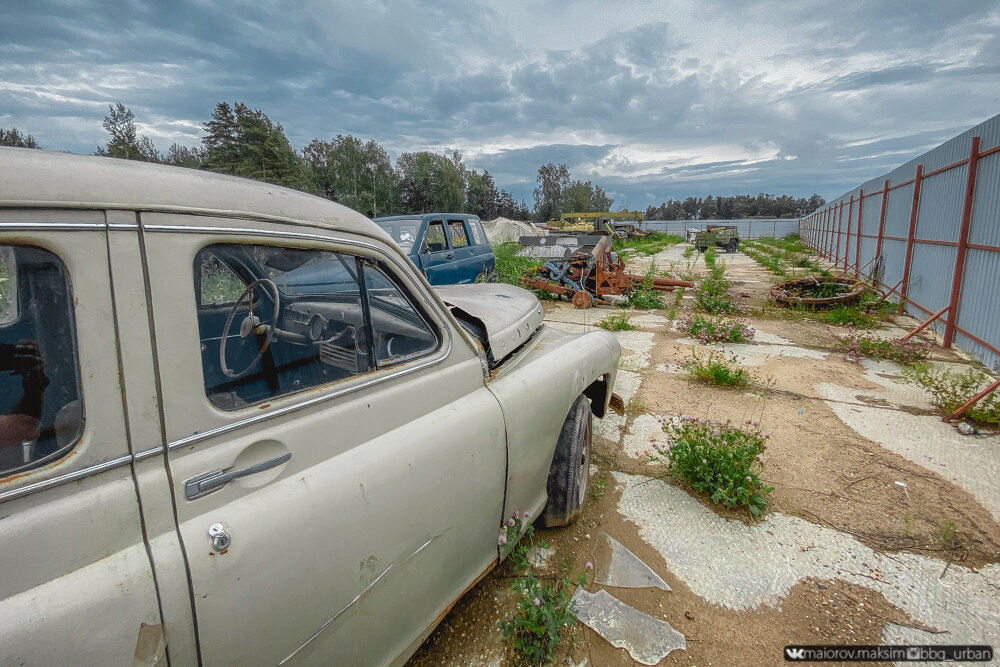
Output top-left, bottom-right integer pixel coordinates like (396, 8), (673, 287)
(0, 222), (106, 231)
(0, 445), (164, 504)
(0, 453), (135, 503)
(168, 347), (452, 451)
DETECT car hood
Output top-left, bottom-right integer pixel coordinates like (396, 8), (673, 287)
(434, 283), (545, 365)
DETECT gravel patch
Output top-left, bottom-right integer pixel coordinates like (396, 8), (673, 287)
(816, 382), (1000, 522)
(612, 472), (1000, 650)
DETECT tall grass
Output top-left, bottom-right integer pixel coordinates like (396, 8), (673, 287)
(614, 231), (684, 256)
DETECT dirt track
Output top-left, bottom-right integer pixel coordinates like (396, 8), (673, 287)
(409, 245), (1000, 666)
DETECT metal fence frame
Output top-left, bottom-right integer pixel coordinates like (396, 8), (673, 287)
(643, 219), (799, 239)
(799, 113), (1000, 372)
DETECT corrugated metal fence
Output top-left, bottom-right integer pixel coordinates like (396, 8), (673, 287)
(643, 219), (800, 239)
(799, 113), (1000, 372)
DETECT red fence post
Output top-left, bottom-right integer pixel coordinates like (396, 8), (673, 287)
(835, 201), (845, 266)
(855, 189), (864, 272)
(943, 136), (982, 348)
(821, 208), (828, 258)
(844, 195), (855, 271)
(874, 179), (890, 260)
(899, 164), (924, 313)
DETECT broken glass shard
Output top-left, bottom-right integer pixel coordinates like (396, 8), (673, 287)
(571, 588), (686, 664)
(596, 533), (671, 590)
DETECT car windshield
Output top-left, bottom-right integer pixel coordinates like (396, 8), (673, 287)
(375, 219), (421, 253)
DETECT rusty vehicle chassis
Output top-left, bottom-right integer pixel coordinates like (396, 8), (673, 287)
(522, 237), (692, 308)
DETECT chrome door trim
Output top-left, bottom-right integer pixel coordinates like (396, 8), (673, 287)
(0, 454), (135, 504)
(0, 222), (107, 231)
(167, 349), (452, 452)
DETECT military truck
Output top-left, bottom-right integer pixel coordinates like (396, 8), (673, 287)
(694, 225), (740, 253)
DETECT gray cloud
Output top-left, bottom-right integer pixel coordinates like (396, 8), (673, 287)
(1, 0), (998, 206)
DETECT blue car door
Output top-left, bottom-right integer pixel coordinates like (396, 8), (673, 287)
(445, 218), (480, 284)
(418, 218), (459, 284)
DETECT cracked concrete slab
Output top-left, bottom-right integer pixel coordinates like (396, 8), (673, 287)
(674, 338), (828, 365)
(816, 382), (1000, 522)
(595, 369), (641, 442)
(621, 413), (668, 461)
(571, 588), (686, 664)
(612, 471), (1000, 650)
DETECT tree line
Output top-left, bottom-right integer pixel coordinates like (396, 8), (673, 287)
(644, 193), (825, 221)
(2, 102), (825, 221)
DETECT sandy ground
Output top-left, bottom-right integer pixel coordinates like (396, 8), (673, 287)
(409, 245), (1000, 666)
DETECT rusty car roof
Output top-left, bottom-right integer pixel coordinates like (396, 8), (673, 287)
(0, 147), (391, 242)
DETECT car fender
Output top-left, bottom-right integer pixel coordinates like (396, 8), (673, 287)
(486, 325), (620, 524)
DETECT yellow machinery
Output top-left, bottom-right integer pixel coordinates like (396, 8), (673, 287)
(544, 211), (645, 238)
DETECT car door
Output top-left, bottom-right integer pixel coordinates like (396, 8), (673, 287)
(0, 211), (164, 665)
(140, 213), (507, 665)
(466, 216), (496, 279)
(419, 217), (460, 284)
(442, 218), (480, 284)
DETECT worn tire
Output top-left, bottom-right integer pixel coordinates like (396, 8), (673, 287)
(540, 395), (593, 528)
(726, 239), (738, 253)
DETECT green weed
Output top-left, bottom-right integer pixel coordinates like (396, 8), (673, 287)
(622, 264), (665, 310)
(695, 264), (745, 315)
(501, 568), (588, 666)
(819, 306), (882, 329)
(901, 364), (1000, 425)
(597, 313), (636, 331)
(830, 331), (927, 364)
(681, 349), (754, 388)
(651, 416), (773, 517)
(680, 313), (756, 344)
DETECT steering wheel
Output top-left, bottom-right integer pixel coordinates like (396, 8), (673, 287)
(220, 278), (280, 379)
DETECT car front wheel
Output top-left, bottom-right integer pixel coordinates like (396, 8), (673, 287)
(540, 395), (593, 527)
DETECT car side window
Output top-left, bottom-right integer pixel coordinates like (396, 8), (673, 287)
(194, 244), (439, 410)
(363, 262), (439, 367)
(448, 221), (469, 248)
(424, 220), (447, 252)
(468, 218), (486, 246)
(0, 245), (84, 476)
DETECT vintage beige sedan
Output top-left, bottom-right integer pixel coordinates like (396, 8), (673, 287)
(0, 148), (620, 665)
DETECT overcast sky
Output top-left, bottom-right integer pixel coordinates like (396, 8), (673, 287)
(2, 0), (998, 208)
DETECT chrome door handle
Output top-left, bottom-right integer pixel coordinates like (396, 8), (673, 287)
(185, 452), (292, 500)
